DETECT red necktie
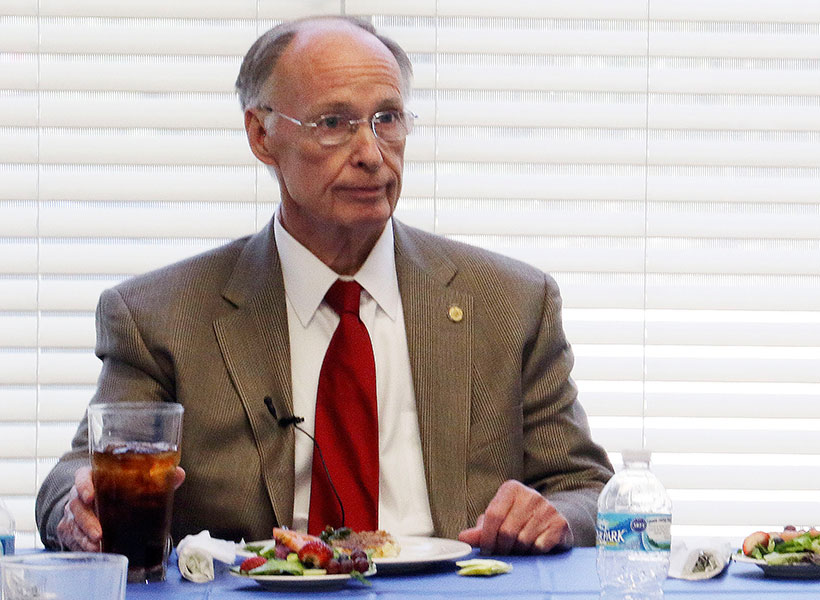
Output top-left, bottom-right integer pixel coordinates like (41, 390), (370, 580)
(308, 280), (379, 534)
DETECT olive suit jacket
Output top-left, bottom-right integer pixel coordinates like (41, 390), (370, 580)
(36, 219), (613, 548)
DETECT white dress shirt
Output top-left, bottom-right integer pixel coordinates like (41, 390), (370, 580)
(274, 213), (435, 536)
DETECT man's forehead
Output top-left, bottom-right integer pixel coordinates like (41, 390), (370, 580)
(270, 22), (403, 104)
(288, 20), (384, 54)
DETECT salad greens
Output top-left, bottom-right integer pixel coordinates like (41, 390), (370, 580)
(745, 530), (820, 565)
(243, 558), (305, 576)
(231, 540), (372, 584)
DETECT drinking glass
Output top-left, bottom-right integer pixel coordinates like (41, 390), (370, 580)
(0, 553), (127, 600)
(87, 402), (184, 583)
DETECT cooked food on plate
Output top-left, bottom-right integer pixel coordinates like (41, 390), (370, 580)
(322, 527), (401, 559)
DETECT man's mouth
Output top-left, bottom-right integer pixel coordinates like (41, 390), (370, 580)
(337, 184), (388, 197)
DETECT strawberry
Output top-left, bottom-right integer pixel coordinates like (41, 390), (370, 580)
(297, 540), (334, 569)
(239, 556), (267, 572)
(742, 531), (770, 556)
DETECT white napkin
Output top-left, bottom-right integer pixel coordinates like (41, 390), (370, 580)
(177, 530), (238, 583)
(667, 538), (732, 580)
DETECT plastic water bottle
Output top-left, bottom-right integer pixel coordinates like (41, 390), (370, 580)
(596, 449), (671, 599)
(0, 498), (14, 555)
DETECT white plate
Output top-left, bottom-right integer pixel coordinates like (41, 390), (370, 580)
(230, 569), (373, 591)
(732, 553), (820, 579)
(373, 536), (473, 573)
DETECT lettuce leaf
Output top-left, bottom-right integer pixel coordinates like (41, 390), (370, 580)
(763, 551), (812, 566)
(248, 559), (304, 576)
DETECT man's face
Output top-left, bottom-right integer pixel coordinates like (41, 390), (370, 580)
(260, 25), (407, 244)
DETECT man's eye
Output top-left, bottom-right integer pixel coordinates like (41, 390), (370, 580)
(317, 115), (344, 129)
(374, 111), (399, 124)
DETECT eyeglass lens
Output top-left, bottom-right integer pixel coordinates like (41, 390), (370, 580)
(316, 111), (413, 145)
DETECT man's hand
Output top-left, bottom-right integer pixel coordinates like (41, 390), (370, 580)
(56, 465), (186, 552)
(56, 466), (101, 551)
(458, 480), (572, 555)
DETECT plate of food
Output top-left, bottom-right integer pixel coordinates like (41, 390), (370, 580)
(732, 527), (820, 579)
(288, 526), (471, 573)
(231, 528), (375, 591)
(232, 570), (371, 591)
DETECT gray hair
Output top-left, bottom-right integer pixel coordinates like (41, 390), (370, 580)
(235, 15), (413, 111)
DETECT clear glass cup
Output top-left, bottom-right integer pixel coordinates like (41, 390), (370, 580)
(0, 552), (127, 600)
(87, 402), (184, 583)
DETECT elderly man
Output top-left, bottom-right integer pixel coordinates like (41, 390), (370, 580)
(36, 15), (612, 556)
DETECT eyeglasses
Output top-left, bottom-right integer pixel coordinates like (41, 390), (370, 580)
(259, 106), (416, 146)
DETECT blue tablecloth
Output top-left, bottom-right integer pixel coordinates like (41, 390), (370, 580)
(124, 547), (820, 599)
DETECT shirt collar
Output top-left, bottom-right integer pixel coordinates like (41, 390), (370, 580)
(274, 210), (400, 327)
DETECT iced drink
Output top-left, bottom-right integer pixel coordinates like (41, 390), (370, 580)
(92, 442), (180, 579)
(88, 402), (183, 583)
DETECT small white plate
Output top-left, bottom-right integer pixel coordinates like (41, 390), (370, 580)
(374, 536), (473, 574)
(732, 552), (820, 579)
(230, 569), (372, 591)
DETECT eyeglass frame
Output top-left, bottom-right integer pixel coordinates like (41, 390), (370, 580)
(257, 105), (417, 146)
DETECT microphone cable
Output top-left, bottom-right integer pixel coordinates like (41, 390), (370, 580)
(263, 396), (345, 529)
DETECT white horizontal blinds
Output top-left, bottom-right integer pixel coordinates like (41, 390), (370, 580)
(0, 3), (348, 549)
(376, 2), (820, 541)
(643, 5), (820, 539)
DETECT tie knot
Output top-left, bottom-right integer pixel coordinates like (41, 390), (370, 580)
(325, 280), (362, 316)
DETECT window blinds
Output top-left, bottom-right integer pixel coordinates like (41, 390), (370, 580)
(1, 1), (818, 548)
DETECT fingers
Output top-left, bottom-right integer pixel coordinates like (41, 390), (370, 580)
(510, 492), (570, 554)
(74, 465), (95, 504)
(457, 514), (484, 546)
(460, 480), (572, 555)
(56, 467), (102, 552)
(173, 466), (186, 490)
(58, 499), (101, 552)
(479, 481), (523, 555)
(532, 514), (571, 553)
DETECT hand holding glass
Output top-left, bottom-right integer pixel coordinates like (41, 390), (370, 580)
(88, 402), (183, 583)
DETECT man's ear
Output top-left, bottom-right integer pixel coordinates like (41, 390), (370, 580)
(244, 109), (278, 167)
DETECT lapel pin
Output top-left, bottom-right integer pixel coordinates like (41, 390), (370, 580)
(448, 305), (464, 323)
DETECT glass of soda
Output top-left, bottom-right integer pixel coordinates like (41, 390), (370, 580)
(87, 402), (184, 583)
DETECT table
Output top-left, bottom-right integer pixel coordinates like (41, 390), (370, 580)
(125, 547), (820, 599)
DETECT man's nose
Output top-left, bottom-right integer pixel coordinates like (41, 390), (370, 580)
(349, 122), (384, 171)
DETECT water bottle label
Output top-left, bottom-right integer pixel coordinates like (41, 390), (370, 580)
(596, 512), (671, 552)
(0, 534), (13, 556)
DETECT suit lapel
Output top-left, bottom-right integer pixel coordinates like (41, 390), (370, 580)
(394, 222), (472, 539)
(214, 221), (296, 526)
